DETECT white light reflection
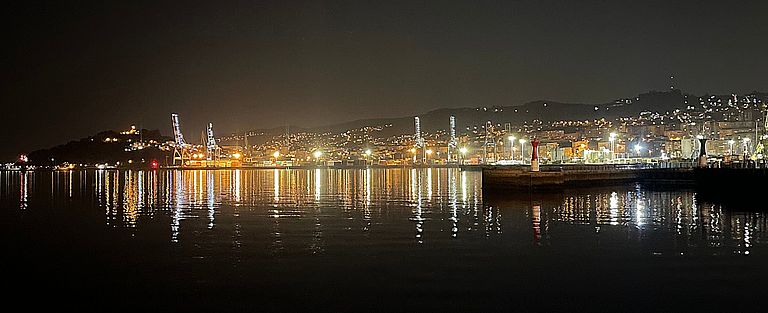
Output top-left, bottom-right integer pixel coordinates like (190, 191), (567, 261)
(532, 204), (541, 245)
(171, 170), (183, 243)
(609, 192), (619, 225)
(426, 168), (432, 201)
(744, 222), (751, 255)
(207, 170), (215, 229)
(413, 170), (424, 243)
(19, 171), (29, 210)
(274, 169), (280, 204)
(410, 168), (417, 202)
(364, 168), (371, 206)
(635, 187), (645, 228)
(448, 169), (458, 238)
(363, 168), (371, 232)
(461, 170), (467, 205)
(233, 169), (241, 204)
(314, 168), (321, 202)
(137, 171), (145, 212)
(68, 170), (73, 198)
(96, 169), (104, 207)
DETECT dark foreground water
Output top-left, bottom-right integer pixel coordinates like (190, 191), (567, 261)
(1, 169), (766, 312)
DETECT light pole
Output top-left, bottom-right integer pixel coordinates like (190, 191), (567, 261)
(313, 150), (322, 166)
(459, 147), (468, 165)
(743, 138), (751, 157)
(728, 139), (735, 156)
(364, 149), (372, 166)
(508, 135), (516, 160)
(519, 138), (526, 164)
(425, 149), (433, 165)
(609, 132), (617, 160)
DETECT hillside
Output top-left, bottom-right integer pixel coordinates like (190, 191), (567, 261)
(225, 89), (689, 141)
(26, 129), (172, 165)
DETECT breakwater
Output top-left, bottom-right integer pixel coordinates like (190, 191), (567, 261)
(482, 164), (695, 190)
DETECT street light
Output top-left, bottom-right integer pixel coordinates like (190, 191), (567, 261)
(272, 150), (280, 166)
(459, 147), (468, 165)
(519, 138), (526, 163)
(728, 139), (735, 155)
(507, 135), (516, 160)
(609, 132), (617, 159)
(743, 138), (751, 156)
(364, 149), (372, 166)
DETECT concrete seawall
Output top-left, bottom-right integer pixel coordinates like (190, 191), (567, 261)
(482, 166), (695, 190)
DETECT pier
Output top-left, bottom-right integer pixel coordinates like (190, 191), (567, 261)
(482, 163), (695, 190)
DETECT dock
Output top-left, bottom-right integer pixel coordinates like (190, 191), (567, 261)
(482, 164), (695, 190)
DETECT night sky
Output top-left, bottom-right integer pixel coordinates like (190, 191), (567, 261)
(3, 0), (767, 160)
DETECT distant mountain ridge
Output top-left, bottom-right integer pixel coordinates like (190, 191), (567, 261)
(226, 89), (696, 143)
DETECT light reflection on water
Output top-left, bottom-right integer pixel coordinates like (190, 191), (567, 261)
(0, 168), (766, 256)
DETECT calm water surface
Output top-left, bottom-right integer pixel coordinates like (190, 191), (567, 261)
(1, 169), (766, 312)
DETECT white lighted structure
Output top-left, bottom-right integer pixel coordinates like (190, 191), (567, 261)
(171, 113), (186, 147)
(447, 115), (458, 163)
(507, 135), (516, 160)
(363, 149), (372, 165)
(205, 123), (220, 162)
(484, 121), (496, 163)
(414, 117), (425, 163)
(728, 139), (736, 155)
(743, 138), (751, 156)
(171, 113), (190, 165)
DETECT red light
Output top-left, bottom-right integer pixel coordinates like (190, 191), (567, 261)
(151, 160), (158, 169)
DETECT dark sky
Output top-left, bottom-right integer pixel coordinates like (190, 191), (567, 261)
(3, 0), (767, 159)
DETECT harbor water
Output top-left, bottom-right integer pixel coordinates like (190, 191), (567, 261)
(1, 168), (766, 312)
